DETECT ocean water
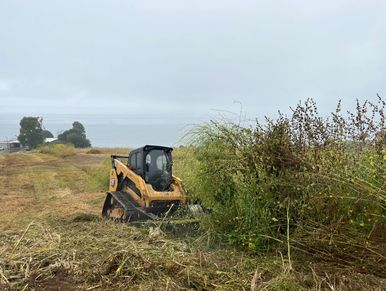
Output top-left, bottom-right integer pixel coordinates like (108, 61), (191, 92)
(0, 113), (200, 148)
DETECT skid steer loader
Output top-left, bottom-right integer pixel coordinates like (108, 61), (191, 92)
(102, 145), (203, 224)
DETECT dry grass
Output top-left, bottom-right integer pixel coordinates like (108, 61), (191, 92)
(0, 149), (259, 290)
(0, 219), (261, 290)
(37, 144), (77, 158)
(85, 148), (131, 155)
(0, 149), (385, 290)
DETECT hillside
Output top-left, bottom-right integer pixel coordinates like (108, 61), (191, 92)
(0, 149), (384, 290)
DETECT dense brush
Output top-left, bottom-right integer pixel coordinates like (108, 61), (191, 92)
(180, 96), (385, 277)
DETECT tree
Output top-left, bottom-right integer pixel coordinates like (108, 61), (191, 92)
(66, 132), (91, 148)
(58, 121), (91, 148)
(72, 121), (85, 133)
(42, 130), (54, 139)
(18, 117), (44, 149)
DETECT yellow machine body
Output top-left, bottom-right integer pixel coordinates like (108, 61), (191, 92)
(108, 158), (188, 209)
(102, 145), (199, 222)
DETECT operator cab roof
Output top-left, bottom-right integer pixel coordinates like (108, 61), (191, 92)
(132, 145), (173, 153)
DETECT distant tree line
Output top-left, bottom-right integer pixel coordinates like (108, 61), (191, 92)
(17, 117), (91, 149)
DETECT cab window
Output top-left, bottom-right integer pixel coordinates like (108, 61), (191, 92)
(135, 152), (143, 170)
(130, 154), (136, 168)
(156, 155), (167, 170)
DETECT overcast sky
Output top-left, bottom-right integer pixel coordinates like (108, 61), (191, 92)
(0, 0), (385, 121)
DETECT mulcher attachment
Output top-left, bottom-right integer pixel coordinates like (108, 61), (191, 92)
(102, 192), (157, 222)
(102, 191), (203, 225)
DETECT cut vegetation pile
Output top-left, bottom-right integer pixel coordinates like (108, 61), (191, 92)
(0, 219), (258, 290)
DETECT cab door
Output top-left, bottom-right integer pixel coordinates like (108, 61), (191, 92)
(128, 150), (144, 178)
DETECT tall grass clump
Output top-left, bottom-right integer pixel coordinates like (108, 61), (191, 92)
(38, 143), (76, 157)
(89, 157), (111, 191)
(187, 97), (385, 273)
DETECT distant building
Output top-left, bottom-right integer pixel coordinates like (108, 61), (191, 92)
(0, 140), (22, 152)
(44, 137), (58, 143)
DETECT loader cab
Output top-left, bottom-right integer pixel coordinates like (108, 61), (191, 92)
(128, 145), (173, 191)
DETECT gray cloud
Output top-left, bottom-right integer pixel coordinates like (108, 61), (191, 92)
(0, 0), (385, 119)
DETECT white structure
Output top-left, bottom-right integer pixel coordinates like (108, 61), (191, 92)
(44, 137), (58, 143)
(0, 140), (21, 152)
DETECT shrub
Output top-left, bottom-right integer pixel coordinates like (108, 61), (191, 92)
(184, 97), (386, 267)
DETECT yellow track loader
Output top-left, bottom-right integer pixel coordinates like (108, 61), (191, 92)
(102, 145), (203, 223)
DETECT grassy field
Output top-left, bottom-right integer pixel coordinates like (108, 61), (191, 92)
(0, 148), (385, 290)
